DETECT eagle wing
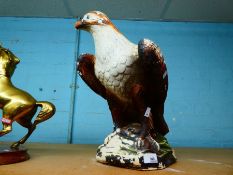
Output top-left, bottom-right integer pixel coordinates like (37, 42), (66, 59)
(138, 39), (169, 135)
(77, 54), (107, 99)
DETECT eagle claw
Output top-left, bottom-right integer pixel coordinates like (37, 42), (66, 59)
(135, 135), (160, 152)
(136, 137), (145, 150)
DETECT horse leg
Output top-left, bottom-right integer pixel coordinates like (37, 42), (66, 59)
(13, 112), (46, 148)
(10, 108), (37, 148)
(11, 116), (36, 148)
(0, 110), (13, 137)
(0, 123), (12, 136)
(11, 125), (36, 148)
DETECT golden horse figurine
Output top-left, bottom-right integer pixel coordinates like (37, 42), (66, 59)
(0, 45), (55, 148)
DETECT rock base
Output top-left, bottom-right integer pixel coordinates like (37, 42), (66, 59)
(96, 123), (176, 170)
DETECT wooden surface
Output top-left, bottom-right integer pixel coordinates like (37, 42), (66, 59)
(0, 143), (232, 175)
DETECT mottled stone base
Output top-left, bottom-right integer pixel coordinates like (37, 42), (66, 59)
(96, 123), (176, 170)
(0, 146), (30, 165)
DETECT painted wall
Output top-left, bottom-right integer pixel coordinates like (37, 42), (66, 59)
(0, 17), (77, 143)
(0, 17), (233, 147)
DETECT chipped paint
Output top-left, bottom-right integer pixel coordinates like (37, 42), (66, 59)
(96, 123), (176, 170)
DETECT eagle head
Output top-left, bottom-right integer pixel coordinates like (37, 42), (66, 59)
(75, 11), (118, 32)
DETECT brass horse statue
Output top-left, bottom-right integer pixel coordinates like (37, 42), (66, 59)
(0, 45), (55, 148)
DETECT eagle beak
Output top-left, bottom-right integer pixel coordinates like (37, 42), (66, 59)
(75, 20), (83, 29)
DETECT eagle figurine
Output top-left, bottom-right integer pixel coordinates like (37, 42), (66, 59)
(75, 11), (169, 147)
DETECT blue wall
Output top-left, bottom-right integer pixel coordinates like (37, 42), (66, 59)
(0, 17), (233, 147)
(0, 17), (77, 143)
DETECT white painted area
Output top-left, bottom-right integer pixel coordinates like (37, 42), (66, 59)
(143, 153), (158, 163)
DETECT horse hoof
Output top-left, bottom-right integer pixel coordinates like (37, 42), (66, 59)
(10, 142), (20, 149)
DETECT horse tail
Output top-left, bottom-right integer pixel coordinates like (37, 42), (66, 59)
(33, 101), (56, 126)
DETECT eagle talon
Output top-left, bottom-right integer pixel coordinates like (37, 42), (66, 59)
(136, 137), (145, 150)
(146, 135), (160, 152)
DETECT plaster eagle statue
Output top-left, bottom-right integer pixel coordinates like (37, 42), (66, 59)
(75, 11), (169, 145)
